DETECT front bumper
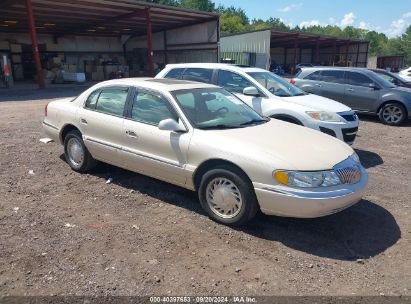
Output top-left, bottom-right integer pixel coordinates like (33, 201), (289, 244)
(304, 112), (359, 145)
(253, 170), (368, 218)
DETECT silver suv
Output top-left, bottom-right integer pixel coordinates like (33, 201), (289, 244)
(292, 67), (411, 126)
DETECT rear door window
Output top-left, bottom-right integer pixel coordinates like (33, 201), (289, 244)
(217, 70), (255, 94)
(346, 72), (374, 87)
(320, 70), (346, 84)
(182, 68), (213, 83)
(94, 87), (129, 116)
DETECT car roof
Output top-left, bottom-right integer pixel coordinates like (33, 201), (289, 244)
(164, 63), (268, 73)
(300, 66), (376, 75)
(92, 77), (218, 92)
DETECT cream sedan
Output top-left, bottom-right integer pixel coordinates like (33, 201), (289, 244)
(43, 78), (368, 225)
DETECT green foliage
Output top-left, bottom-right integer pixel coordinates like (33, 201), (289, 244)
(179, 0), (215, 12)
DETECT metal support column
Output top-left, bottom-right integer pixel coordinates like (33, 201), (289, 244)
(292, 38), (298, 74)
(345, 40), (350, 66)
(163, 30), (168, 65)
(332, 40), (337, 65)
(355, 43), (360, 67)
(315, 39), (320, 64)
(145, 7), (154, 74)
(26, 0), (44, 88)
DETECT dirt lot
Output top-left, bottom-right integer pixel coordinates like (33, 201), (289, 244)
(0, 87), (410, 296)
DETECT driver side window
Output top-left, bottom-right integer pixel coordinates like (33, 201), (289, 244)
(217, 70), (255, 94)
(131, 90), (178, 126)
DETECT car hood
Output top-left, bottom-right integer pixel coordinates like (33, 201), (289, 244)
(194, 119), (354, 171)
(390, 86), (411, 94)
(278, 93), (352, 113)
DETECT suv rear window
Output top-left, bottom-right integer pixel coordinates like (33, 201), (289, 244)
(182, 68), (213, 83)
(304, 71), (322, 80)
(164, 68), (184, 79)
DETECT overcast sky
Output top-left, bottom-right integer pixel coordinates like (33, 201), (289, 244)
(216, 0), (411, 38)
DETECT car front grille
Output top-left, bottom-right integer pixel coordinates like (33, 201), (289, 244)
(335, 165), (362, 184)
(341, 113), (357, 121)
(342, 127), (358, 143)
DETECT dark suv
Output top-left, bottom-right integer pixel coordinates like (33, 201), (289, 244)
(292, 67), (411, 125)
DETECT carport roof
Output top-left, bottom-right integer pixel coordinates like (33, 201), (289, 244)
(0, 0), (219, 37)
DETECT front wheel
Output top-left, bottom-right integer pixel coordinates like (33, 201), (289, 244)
(379, 103), (407, 126)
(198, 167), (258, 226)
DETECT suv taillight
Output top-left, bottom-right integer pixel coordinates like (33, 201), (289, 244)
(45, 102), (49, 117)
(290, 79), (296, 85)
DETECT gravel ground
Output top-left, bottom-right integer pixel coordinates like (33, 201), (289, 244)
(0, 87), (410, 296)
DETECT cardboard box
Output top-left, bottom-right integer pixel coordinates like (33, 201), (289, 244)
(0, 41), (9, 50)
(46, 43), (62, 52)
(91, 71), (104, 81)
(68, 65), (77, 72)
(10, 44), (22, 53)
(12, 55), (21, 63)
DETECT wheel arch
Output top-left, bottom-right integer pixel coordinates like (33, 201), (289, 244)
(192, 158), (253, 191)
(377, 100), (408, 116)
(269, 113), (304, 125)
(59, 124), (81, 144)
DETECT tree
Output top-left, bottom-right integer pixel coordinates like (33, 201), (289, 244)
(179, 0), (215, 12)
(144, 0), (179, 6)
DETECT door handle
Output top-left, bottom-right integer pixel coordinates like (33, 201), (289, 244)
(125, 130), (138, 138)
(315, 83), (322, 87)
(346, 88), (354, 92)
(80, 118), (88, 124)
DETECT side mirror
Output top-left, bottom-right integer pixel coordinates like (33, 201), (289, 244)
(158, 118), (187, 132)
(243, 86), (260, 97)
(368, 83), (380, 90)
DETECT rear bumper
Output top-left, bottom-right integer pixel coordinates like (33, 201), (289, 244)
(253, 171), (368, 218)
(42, 121), (60, 143)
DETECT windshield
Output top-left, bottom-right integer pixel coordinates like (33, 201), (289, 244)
(172, 88), (267, 130)
(247, 72), (307, 97)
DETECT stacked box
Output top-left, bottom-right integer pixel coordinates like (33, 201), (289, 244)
(0, 41), (9, 50)
(10, 44), (22, 53)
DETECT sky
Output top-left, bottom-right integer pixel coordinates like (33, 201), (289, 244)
(215, 0), (411, 38)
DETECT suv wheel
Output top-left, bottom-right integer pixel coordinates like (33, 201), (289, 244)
(198, 166), (258, 226)
(64, 130), (97, 172)
(379, 103), (406, 126)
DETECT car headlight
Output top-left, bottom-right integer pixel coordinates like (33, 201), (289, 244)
(274, 170), (341, 188)
(350, 151), (360, 164)
(306, 111), (342, 122)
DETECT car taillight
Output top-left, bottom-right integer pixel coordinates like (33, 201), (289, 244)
(290, 79), (296, 85)
(45, 102), (49, 117)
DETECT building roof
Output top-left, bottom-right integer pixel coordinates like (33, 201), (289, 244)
(222, 28), (368, 48)
(0, 0), (219, 37)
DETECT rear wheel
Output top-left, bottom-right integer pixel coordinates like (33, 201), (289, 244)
(379, 103), (406, 126)
(198, 166), (258, 226)
(64, 130), (96, 172)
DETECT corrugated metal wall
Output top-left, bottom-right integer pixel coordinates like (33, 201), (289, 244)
(220, 30), (271, 54)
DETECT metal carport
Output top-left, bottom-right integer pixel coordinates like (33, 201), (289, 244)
(0, 0), (219, 88)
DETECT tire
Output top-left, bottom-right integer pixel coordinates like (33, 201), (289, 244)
(63, 130), (97, 172)
(198, 166), (258, 226)
(379, 102), (407, 126)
